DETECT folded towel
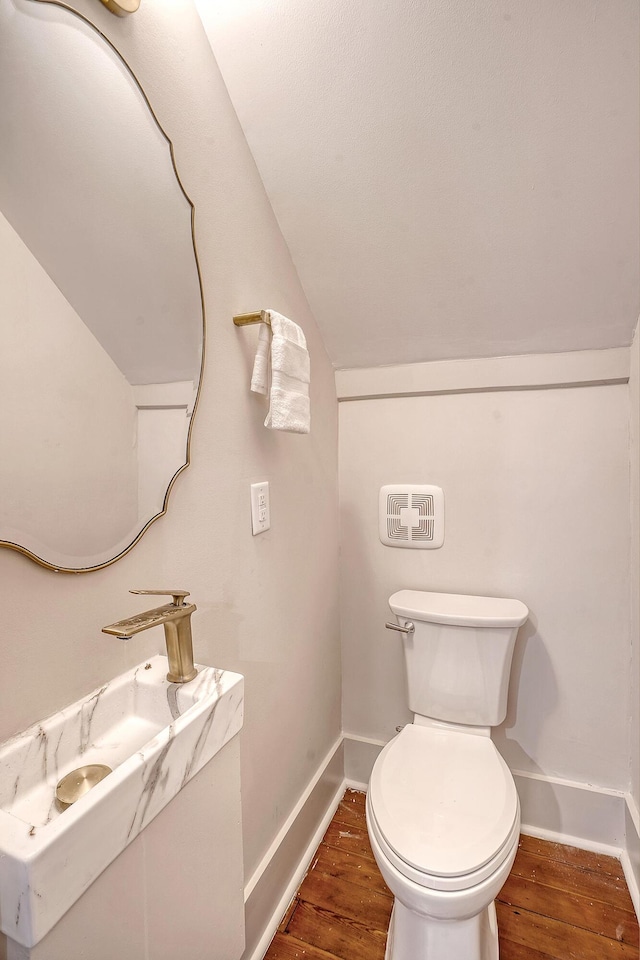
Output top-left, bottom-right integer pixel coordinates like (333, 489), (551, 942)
(250, 310), (310, 434)
(250, 323), (271, 395)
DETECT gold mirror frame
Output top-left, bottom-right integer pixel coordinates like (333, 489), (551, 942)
(1, 0), (205, 574)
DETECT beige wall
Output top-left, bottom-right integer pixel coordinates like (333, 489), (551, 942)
(630, 326), (640, 811)
(0, 0), (340, 951)
(339, 376), (631, 792)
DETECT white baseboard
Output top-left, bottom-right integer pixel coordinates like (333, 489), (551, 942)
(623, 794), (640, 918)
(512, 768), (627, 852)
(241, 737), (345, 960)
(343, 731), (385, 785)
(345, 777), (369, 792)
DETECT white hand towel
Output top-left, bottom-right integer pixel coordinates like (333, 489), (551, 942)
(250, 323), (271, 395)
(250, 310), (310, 434)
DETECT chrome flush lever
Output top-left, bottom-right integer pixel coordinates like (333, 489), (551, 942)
(385, 621), (415, 635)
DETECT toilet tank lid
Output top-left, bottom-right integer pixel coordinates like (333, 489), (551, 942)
(389, 590), (528, 628)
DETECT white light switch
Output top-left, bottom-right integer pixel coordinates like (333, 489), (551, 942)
(250, 482), (270, 535)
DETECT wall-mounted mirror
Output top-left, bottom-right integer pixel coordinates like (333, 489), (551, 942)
(0, 0), (204, 572)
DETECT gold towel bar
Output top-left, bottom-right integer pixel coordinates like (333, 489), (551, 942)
(233, 311), (271, 327)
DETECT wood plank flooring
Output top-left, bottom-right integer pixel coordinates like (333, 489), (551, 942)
(264, 789), (639, 960)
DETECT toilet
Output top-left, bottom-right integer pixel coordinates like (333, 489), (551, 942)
(366, 589), (529, 960)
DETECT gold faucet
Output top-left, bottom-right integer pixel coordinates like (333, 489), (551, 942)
(102, 590), (198, 683)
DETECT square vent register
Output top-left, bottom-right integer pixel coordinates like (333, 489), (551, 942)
(379, 485), (444, 549)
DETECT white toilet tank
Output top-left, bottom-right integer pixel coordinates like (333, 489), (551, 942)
(389, 590), (529, 727)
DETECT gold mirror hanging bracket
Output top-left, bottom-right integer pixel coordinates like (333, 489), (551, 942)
(99, 0), (140, 16)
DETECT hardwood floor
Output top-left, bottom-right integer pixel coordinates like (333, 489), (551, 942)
(264, 789), (639, 960)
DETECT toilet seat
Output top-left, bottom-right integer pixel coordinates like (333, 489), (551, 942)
(368, 724), (519, 892)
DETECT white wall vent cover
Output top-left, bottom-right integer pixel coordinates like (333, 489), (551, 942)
(379, 485), (444, 549)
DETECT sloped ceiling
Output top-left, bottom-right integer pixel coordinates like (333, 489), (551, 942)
(197, 0), (639, 369)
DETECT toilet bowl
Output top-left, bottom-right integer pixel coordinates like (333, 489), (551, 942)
(366, 722), (520, 960)
(366, 589), (529, 960)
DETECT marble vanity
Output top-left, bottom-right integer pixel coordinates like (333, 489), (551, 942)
(0, 657), (244, 950)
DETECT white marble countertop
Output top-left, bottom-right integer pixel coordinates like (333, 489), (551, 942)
(0, 655), (244, 947)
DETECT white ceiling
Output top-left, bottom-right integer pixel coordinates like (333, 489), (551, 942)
(197, 0), (639, 370)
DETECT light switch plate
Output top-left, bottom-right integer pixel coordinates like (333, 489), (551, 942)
(250, 482), (270, 535)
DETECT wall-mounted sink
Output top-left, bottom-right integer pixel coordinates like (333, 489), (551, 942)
(0, 655), (244, 948)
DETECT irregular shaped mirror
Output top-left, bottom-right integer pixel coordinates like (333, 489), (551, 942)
(0, 0), (204, 571)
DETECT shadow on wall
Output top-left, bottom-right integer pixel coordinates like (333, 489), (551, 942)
(339, 499), (418, 742)
(501, 611), (559, 756)
(495, 613), (563, 831)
